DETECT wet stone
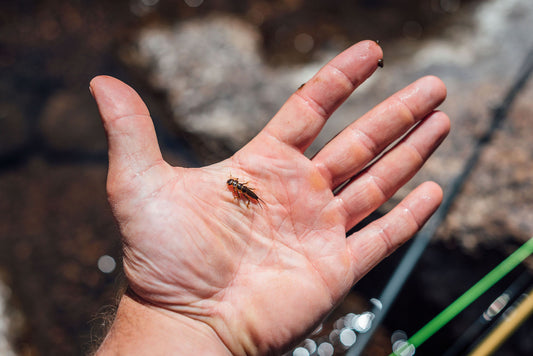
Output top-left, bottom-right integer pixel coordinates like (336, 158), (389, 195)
(129, 15), (312, 159)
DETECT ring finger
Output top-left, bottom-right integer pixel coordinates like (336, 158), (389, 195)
(336, 110), (450, 231)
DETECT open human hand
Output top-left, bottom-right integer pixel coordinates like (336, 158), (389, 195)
(91, 40), (449, 355)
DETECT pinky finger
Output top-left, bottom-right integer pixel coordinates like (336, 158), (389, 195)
(347, 181), (443, 280)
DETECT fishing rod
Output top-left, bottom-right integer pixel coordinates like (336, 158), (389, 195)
(466, 286), (533, 356)
(390, 237), (533, 355)
(443, 270), (533, 356)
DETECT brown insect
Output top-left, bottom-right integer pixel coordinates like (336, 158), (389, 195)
(227, 176), (263, 207)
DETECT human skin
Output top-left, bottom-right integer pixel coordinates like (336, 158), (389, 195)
(91, 40), (450, 355)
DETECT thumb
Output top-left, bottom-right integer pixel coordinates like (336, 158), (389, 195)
(90, 75), (166, 197)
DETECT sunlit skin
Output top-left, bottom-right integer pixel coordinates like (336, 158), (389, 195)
(91, 41), (450, 355)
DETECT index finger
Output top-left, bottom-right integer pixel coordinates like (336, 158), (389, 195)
(261, 40), (383, 152)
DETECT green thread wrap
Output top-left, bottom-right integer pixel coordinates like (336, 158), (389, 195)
(391, 237), (533, 356)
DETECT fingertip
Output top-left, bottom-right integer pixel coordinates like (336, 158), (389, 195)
(89, 74), (108, 88)
(412, 181), (444, 222)
(420, 180), (444, 202)
(89, 75), (120, 96)
(422, 110), (451, 144)
(90, 75), (150, 122)
(340, 40), (384, 71)
(422, 75), (447, 103)
(353, 39), (383, 53)
(361, 39), (384, 58)
(432, 110), (451, 134)
(361, 40), (384, 68)
(400, 76), (447, 111)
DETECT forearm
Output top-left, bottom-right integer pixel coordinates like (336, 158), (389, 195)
(95, 294), (232, 356)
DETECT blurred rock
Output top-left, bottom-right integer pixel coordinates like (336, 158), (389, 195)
(440, 79), (533, 253)
(128, 15), (315, 160)
(418, 0), (533, 253)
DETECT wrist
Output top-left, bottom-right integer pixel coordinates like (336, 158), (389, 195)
(96, 293), (232, 356)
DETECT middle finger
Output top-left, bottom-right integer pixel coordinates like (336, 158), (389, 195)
(312, 76), (446, 190)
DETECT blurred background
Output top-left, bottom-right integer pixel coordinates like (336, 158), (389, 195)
(1, 0), (533, 355)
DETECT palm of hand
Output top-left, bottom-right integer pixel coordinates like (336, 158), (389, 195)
(92, 40), (449, 354)
(120, 136), (354, 350)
